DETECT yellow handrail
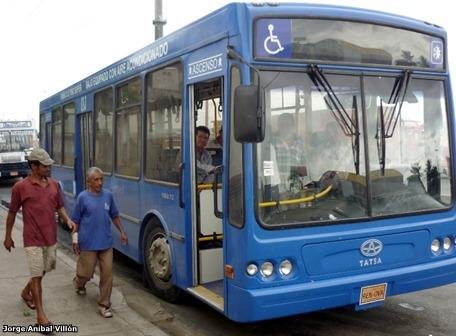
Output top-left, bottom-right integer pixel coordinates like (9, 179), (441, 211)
(259, 185), (332, 208)
(197, 183), (222, 190)
(198, 234), (223, 242)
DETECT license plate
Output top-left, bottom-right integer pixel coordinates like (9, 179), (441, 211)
(10, 171), (18, 176)
(359, 283), (387, 305)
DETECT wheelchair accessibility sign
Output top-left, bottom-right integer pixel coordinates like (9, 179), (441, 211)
(256, 19), (291, 58)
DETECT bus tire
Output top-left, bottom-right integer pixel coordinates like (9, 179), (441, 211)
(143, 221), (181, 302)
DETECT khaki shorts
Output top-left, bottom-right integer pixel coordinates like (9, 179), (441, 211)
(24, 244), (57, 278)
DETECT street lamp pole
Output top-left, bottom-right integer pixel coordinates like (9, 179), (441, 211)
(153, 0), (166, 40)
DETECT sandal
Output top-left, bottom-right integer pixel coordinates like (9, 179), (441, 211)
(21, 294), (36, 310)
(98, 305), (113, 318)
(76, 287), (86, 296)
(72, 277), (86, 296)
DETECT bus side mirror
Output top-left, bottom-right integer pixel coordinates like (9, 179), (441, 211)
(234, 85), (265, 143)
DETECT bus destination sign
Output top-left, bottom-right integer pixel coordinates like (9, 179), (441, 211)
(0, 121), (32, 129)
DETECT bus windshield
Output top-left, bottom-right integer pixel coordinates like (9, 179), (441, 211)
(256, 70), (452, 226)
(0, 130), (36, 152)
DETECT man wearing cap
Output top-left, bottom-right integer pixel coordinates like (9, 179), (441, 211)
(3, 147), (76, 329)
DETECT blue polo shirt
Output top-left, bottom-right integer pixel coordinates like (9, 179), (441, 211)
(72, 189), (119, 251)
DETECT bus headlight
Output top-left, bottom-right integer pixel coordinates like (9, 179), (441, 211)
(279, 259), (292, 276)
(443, 236), (453, 252)
(431, 238), (441, 253)
(260, 261), (274, 277)
(246, 263), (258, 276)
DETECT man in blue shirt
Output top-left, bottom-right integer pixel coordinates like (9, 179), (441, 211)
(71, 167), (128, 318)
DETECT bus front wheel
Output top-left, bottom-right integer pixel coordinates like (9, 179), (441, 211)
(143, 222), (181, 302)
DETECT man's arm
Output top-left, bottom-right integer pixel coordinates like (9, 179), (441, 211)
(71, 221), (81, 255)
(57, 207), (77, 232)
(3, 211), (17, 252)
(112, 216), (128, 245)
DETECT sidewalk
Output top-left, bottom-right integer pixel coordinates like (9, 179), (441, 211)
(0, 205), (168, 336)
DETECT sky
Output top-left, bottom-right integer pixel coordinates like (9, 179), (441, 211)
(0, 0), (452, 128)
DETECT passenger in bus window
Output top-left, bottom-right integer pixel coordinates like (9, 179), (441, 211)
(3, 148), (76, 329)
(196, 125), (215, 183)
(71, 167), (128, 318)
(272, 113), (308, 192)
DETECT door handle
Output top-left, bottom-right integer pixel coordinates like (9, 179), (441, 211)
(179, 162), (185, 208)
(212, 165), (223, 219)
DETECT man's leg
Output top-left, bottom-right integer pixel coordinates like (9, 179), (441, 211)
(30, 275), (50, 324)
(21, 280), (35, 309)
(74, 251), (97, 290)
(21, 280), (32, 299)
(97, 248), (113, 308)
(24, 247), (50, 324)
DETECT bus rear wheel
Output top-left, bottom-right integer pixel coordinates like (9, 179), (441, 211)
(143, 222), (181, 302)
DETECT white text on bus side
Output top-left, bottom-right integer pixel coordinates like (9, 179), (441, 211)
(359, 257), (382, 267)
(188, 56), (222, 78)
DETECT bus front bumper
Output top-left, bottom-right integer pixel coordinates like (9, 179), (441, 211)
(226, 257), (456, 322)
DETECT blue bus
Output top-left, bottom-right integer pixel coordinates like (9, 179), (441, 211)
(40, 3), (456, 322)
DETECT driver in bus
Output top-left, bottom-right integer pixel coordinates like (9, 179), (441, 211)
(195, 125), (215, 183)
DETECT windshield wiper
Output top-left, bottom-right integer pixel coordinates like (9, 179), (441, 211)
(351, 96), (360, 174)
(385, 70), (411, 137)
(376, 100), (387, 175)
(376, 70), (412, 175)
(308, 65), (360, 174)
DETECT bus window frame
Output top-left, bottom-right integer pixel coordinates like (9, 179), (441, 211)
(228, 64), (245, 228)
(51, 106), (63, 166)
(143, 60), (183, 186)
(39, 114), (46, 148)
(93, 85), (115, 176)
(62, 101), (76, 169)
(113, 75), (142, 180)
(253, 67), (453, 229)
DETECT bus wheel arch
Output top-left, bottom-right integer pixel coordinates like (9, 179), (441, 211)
(142, 217), (181, 302)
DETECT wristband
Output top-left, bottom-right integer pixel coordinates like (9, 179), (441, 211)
(72, 232), (78, 244)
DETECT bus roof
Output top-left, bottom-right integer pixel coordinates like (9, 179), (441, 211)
(40, 2), (446, 111)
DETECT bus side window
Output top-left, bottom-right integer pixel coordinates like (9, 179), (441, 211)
(145, 63), (183, 184)
(162, 148), (180, 181)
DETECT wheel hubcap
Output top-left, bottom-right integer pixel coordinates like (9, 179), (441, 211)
(149, 236), (172, 281)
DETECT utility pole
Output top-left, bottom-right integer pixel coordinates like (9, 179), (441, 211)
(153, 0), (166, 40)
